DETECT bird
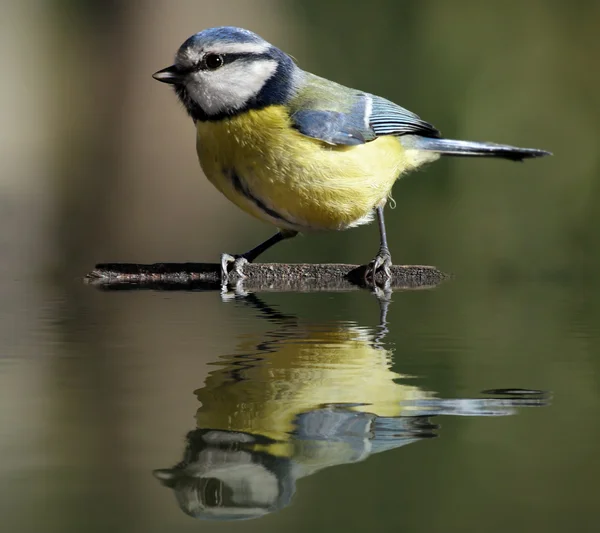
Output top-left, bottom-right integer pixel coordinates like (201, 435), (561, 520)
(152, 26), (551, 282)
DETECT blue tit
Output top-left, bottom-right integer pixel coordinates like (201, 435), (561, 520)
(153, 26), (550, 280)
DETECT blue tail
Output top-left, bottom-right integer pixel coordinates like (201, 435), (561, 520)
(412, 137), (552, 162)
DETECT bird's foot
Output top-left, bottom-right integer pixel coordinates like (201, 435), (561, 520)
(365, 247), (393, 284)
(220, 253), (250, 282)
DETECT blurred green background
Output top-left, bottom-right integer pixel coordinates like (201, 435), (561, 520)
(1, 1), (600, 532)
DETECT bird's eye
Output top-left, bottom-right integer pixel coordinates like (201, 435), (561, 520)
(204, 54), (224, 70)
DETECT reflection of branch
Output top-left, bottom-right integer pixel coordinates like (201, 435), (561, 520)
(85, 262), (449, 291)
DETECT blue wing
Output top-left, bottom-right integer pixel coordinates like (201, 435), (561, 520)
(291, 109), (367, 146)
(369, 95), (440, 138)
(290, 91), (440, 147)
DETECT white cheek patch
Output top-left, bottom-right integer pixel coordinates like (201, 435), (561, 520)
(188, 59), (278, 115)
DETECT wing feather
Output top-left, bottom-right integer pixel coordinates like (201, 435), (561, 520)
(291, 109), (367, 145)
(288, 72), (440, 145)
(368, 95), (440, 138)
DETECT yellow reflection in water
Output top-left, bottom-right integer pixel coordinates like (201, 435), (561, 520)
(154, 297), (548, 521)
(195, 322), (428, 443)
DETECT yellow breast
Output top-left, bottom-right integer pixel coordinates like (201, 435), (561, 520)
(195, 106), (414, 231)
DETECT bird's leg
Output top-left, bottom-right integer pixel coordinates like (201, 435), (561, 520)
(221, 229), (298, 281)
(365, 205), (393, 283)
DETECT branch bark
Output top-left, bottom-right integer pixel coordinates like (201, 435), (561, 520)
(85, 262), (449, 292)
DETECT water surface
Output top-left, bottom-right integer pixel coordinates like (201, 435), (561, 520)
(2, 277), (598, 532)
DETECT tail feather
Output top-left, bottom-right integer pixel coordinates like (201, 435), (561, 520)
(411, 137), (552, 162)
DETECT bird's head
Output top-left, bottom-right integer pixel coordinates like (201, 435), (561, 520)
(153, 27), (299, 121)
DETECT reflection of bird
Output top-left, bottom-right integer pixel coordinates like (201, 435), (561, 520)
(153, 26), (550, 280)
(154, 305), (549, 521)
(193, 325), (428, 442)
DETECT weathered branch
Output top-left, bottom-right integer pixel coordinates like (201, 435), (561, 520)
(85, 262), (449, 291)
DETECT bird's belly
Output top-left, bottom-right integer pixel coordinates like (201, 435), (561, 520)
(195, 106), (408, 231)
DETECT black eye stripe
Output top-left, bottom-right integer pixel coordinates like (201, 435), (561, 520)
(192, 52), (272, 71)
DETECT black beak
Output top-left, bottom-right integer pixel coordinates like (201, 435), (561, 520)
(152, 65), (182, 84)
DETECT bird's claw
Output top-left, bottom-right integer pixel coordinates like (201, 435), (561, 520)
(365, 248), (393, 284)
(220, 253), (249, 282)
